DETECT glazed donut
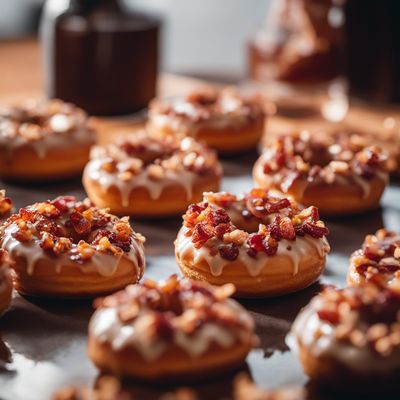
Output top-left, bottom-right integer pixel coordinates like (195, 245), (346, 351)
(1, 196), (145, 298)
(0, 99), (96, 181)
(175, 189), (330, 297)
(147, 88), (266, 154)
(0, 190), (12, 222)
(0, 250), (13, 315)
(253, 132), (389, 216)
(233, 374), (305, 400)
(348, 229), (400, 290)
(88, 275), (257, 381)
(288, 283), (400, 393)
(83, 134), (222, 217)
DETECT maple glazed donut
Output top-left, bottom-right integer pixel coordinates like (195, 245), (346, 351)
(348, 229), (400, 291)
(0, 99), (96, 181)
(253, 132), (389, 216)
(175, 189), (330, 297)
(147, 88), (266, 154)
(83, 134), (222, 217)
(0, 196), (145, 298)
(0, 250), (13, 315)
(288, 283), (400, 393)
(88, 275), (257, 381)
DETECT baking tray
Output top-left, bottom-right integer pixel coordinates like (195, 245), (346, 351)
(0, 150), (399, 400)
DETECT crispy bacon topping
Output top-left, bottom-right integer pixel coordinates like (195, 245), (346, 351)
(260, 132), (388, 193)
(316, 284), (400, 356)
(4, 196), (143, 264)
(182, 190), (329, 260)
(91, 133), (220, 180)
(352, 229), (400, 282)
(95, 275), (253, 341)
(149, 88), (266, 124)
(0, 99), (94, 142)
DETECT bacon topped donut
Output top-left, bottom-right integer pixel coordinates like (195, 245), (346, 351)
(1, 196), (145, 298)
(0, 99), (96, 181)
(288, 283), (400, 392)
(348, 229), (400, 291)
(0, 190), (12, 221)
(0, 250), (13, 315)
(88, 275), (256, 381)
(83, 133), (222, 217)
(147, 88), (266, 154)
(253, 132), (389, 216)
(175, 189), (330, 297)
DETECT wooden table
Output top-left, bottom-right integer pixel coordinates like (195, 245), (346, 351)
(0, 39), (399, 400)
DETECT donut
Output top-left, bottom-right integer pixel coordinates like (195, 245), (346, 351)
(253, 132), (389, 216)
(288, 283), (400, 393)
(83, 134), (222, 217)
(0, 190), (12, 222)
(53, 376), (196, 400)
(88, 275), (257, 381)
(175, 189), (330, 297)
(0, 250), (13, 315)
(0, 99), (96, 181)
(1, 196), (145, 298)
(147, 88), (266, 154)
(348, 229), (400, 290)
(233, 374), (305, 400)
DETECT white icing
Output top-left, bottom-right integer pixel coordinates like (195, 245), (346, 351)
(175, 227), (330, 277)
(1, 223), (144, 277)
(89, 298), (254, 361)
(288, 298), (400, 373)
(85, 157), (222, 207)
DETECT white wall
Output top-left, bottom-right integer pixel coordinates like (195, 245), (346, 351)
(130, 0), (270, 75)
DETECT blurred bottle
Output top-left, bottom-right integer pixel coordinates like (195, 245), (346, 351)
(41, 0), (160, 116)
(345, 0), (400, 103)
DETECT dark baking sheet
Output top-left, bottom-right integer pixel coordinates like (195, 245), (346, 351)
(0, 150), (399, 400)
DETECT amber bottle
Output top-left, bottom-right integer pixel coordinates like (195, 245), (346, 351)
(41, 0), (160, 115)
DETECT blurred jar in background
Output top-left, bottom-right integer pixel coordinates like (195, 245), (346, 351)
(41, 0), (160, 116)
(248, 0), (345, 84)
(247, 0), (348, 125)
(345, 0), (400, 103)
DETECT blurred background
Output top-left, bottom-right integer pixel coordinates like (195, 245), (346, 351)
(0, 0), (270, 79)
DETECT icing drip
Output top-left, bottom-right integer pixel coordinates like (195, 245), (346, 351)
(1, 223), (143, 277)
(288, 298), (400, 373)
(90, 299), (253, 361)
(175, 227), (330, 277)
(85, 157), (221, 207)
(0, 125), (95, 160)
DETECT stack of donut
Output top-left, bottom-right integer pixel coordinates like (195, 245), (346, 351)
(0, 99), (96, 181)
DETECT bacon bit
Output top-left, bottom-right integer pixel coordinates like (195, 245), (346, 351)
(69, 211), (91, 235)
(192, 222), (214, 249)
(219, 243), (239, 261)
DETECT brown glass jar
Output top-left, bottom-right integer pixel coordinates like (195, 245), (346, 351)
(41, 0), (160, 115)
